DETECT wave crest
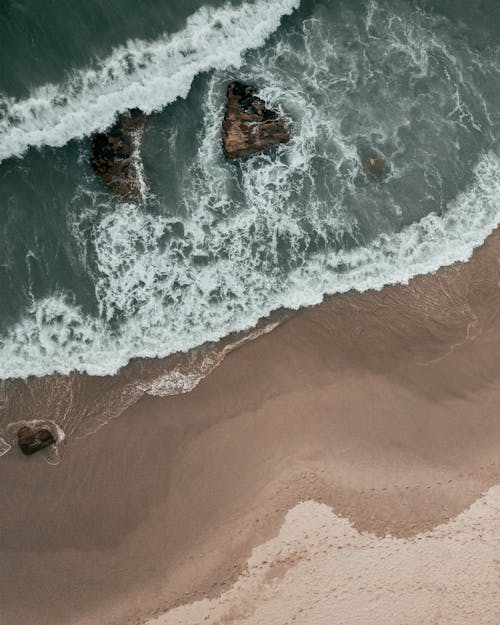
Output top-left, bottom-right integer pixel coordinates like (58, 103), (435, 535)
(0, 0), (300, 162)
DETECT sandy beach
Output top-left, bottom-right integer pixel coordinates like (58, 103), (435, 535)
(1, 1), (500, 623)
(2, 229), (500, 625)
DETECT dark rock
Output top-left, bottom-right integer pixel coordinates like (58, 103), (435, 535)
(222, 82), (290, 159)
(361, 151), (389, 178)
(90, 108), (146, 199)
(231, 81), (248, 97)
(18, 426), (56, 456)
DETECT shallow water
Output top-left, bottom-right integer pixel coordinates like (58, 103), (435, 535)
(0, 0), (499, 381)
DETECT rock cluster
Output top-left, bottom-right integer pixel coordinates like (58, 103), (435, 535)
(90, 108), (145, 199)
(222, 81), (290, 159)
(89, 82), (389, 198)
(18, 426), (55, 456)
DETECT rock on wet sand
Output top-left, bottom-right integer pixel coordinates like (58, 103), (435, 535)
(18, 426), (55, 456)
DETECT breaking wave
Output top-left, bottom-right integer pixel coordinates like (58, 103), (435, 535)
(0, 0), (499, 380)
(0, 0), (300, 162)
(1, 150), (499, 379)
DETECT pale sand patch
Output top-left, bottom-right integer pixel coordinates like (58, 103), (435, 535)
(152, 485), (500, 625)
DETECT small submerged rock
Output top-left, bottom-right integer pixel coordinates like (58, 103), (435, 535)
(18, 426), (55, 456)
(222, 81), (290, 159)
(90, 108), (146, 200)
(361, 150), (389, 178)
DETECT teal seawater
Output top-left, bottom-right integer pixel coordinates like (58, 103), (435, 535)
(0, 0), (499, 378)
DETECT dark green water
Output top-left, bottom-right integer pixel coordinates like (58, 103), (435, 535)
(0, 0), (499, 379)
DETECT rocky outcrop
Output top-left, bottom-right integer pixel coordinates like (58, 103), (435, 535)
(18, 426), (55, 455)
(91, 108), (146, 200)
(361, 150), (389, 178)
(222, 82), (290, 159)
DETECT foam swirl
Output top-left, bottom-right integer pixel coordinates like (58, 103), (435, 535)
(0, 0), (499, 381)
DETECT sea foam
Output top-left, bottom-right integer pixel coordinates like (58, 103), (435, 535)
(0, 0), (300, 163)
(0, 0), (499, 381)
(1, 150), (499, 380)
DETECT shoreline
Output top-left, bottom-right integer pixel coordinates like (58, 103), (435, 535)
(2, 227), (500, 624)
(0, 309), (291, 457)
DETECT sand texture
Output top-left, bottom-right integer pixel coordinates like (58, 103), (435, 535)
(152, 487), (500, 625)
(2, 230), (500, 625)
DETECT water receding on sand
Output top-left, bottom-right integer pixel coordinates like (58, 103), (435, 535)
(0, 0), (500, 450)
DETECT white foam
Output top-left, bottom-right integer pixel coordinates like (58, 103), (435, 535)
(1, 419), (65, 464)
(0, 0), (300, 162)
(1, 149), (499, 380)
(143, 319), (281, 397)
(0, 437), (11, 456)
(0, 1), (499, 381)
(130, 125), (149, 202)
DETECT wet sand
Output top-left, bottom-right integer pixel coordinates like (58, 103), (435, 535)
(153, 488), (500, 625)
(2, 230), (500, 625)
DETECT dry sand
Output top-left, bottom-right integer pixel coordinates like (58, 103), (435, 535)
(2, 230), (500, 625)
(152, 487), (500, 625)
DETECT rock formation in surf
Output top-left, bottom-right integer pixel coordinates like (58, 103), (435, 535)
(90, 108), (146, 200)
(361, 150), (389, 178)
(222, 81), (290, 158)
(18, 426), (55, 456)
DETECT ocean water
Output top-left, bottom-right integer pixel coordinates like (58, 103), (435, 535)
(1, 0), (500, 380)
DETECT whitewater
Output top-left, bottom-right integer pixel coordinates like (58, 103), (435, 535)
(0, 0), (499, 380)
(0, 0), (300, 163)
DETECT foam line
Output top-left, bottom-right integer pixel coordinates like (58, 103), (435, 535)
(0, 0), (300, 162)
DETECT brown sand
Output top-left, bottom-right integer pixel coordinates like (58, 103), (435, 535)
(2, 229), (500, 625)
(152, 488), (500, 625)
